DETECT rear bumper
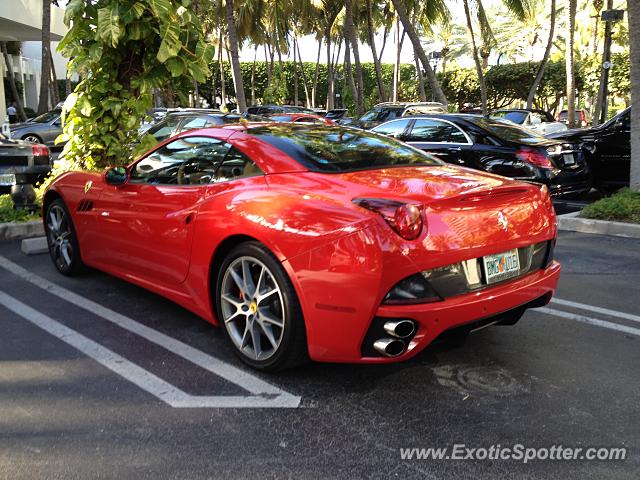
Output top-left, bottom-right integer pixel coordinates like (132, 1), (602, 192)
(357, 261), (561, 363)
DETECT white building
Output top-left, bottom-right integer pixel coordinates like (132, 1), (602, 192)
(0, 0), (67, 123)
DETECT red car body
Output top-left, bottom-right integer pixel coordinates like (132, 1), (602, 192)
(44, 125), (560, 364)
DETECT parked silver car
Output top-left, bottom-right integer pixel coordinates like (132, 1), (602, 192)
(10, 110), (62, 146)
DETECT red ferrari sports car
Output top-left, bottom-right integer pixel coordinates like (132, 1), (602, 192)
(43, 124), (560, 371)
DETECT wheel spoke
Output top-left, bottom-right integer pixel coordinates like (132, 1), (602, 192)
(257, 288), (278, 304)
(61, 242), (72, 266)
(259, 310), (284, 328)
(221, 293), (243, 309)
(241, 259), (256, 296)
(229, 267), (246, 296)
(255, 265), (266, 296)
(258, 321), (278, 350)
(249, 322), (261, 358)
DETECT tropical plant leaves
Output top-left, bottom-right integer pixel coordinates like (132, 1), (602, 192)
(157, 21), (182, 63)
(96, 6), (122, 48)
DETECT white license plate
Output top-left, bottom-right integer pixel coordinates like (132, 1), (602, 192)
(563, 153), (576, 166)
(483, 249), (520, 284)
(0, 173), (16, 186)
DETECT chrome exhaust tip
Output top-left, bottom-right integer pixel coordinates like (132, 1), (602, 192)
(373, 338), (406, 357)
(383, 319), (416, 339)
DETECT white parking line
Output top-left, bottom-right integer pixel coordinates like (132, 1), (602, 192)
(551, 298), (640, 324)
(0, 257), (300, 408)
(538, 307), (640, 337)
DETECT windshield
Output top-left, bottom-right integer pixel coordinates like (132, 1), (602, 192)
(490, 111), (527, 125)
(359, 107), (403, 123)
(467, 117), (547, 145)
(270, 115), (294, 122)
(600, 107), (631, 130)
(248, 125), (442, 173)
(31, 110), (61, 123)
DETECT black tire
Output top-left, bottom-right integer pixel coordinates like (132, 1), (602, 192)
(44, 198), (86, 276)
(215, 241), (308, 372)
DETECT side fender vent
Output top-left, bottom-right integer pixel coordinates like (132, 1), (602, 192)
(77, 200), (94, 212)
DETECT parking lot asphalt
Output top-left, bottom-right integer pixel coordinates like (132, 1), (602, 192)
(0, 231), (638, 479)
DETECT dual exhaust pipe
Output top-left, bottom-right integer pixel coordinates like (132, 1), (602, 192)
(373, 320), (416, 357)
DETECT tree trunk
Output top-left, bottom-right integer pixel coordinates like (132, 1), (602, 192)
(293, 38), (299, 106)
(526, 0), (556, 109)
(295, 39), (311, 108)
(344, 38), (358, 110)
(0, 42), (27, 121)
(392, 17), (405, 103)
(366, 0), (385, 102)
(565, 0), (577, 128)
(225, 0), (247, 112)
(311, 41), (322, 108)
(325, 33), (334, 110)
(390, 0), (448, 107)
(415, 51), (426, 102)
(38, 0), (51, 113)
(49, 50), (59, 105)
(629, 0), (640, 191)
(251, 46), (257, 106)
(593, 0), (613, 126)
(378, 23), (390, 65)
(344, 0), (364, 115)
(463, 0), (488, 115)
(219, 32), (226, 109)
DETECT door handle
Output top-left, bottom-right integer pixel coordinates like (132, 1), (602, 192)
(447, 147), (462, 152)
(185, 213), (194, 225)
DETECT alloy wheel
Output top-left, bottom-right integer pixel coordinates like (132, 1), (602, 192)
(23, 135), (41, 143)
(220, 256), (285, 361)
(46, 204), (74, 271)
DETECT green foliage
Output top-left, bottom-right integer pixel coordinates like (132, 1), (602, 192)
(580, 189), (640, 224)
(0, 195), (40, 223)
(58, 0), (212, 170)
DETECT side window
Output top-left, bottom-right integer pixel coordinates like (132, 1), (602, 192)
(529, 112), (543, 125)
(212, 147), (263, 183)
(147, 116), (182, 141)
(131, 136), (230, 185)
(373, 119), (411, 137)
(406, 119), (468, 143)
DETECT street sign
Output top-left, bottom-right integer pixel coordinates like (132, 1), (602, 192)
(601, 9), (624, 22)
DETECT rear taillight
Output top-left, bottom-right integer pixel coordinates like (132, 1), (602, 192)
(32, 144), (50, 157)
(353, 198), (424, 240)
(516, 148), (553, 169)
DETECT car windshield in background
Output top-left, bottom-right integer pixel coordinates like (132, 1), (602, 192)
(490, 111), (527, 124)
(249, 125), (442, 173)
(31, 111), (60, 123)
(466, 117), (546, 145)
(359, 108), (403, 122)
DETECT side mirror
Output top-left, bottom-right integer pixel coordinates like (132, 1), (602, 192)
(104, 166), (128, 186)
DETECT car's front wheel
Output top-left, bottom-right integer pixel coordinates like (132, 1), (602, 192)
(215, 242), (307, 371)
(22, 134), (42, 144)
(44, 198), (86, 276)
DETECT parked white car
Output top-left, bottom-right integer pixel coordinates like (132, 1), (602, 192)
(490, 109), (568, 136)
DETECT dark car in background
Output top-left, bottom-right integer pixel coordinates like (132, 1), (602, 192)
(246, 105), (316, 116)
(547, 106), (631, 191)
(349, 102), (447, 130)
(0, 132), (51, 192)
(140, 111), (266, 142)
(557, 109), (590, 128)
(10, 110), (62, 146)
(371, 114), (591, 197)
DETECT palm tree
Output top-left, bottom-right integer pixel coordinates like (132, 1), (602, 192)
(225, 0), (247, 112)
(462, 0), (489, 114)
(38, 0), (51, 113)
(526, 0), (557, 108)
(565, 0), (577, 128)
(389, 0), (448, 107)
(629, 0), (639, 191)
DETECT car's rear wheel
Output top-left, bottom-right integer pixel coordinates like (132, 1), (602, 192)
(45, 199), (85, 276)
(216, 242), (307, 371)
(22, 134), (42, 144)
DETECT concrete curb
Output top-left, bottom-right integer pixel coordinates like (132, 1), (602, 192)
(0, 220), (44, 241)
(558, 211), (640, 239)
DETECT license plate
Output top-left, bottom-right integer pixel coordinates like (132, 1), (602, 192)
(0, 173), (16, 186)
(483, 249), (520, 284)
(563, 153), (576, 166)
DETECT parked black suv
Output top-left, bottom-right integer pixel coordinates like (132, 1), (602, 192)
(371, 114), (591, 197)
(246, 105), (316, 116)
(546, 106), (631, 191)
